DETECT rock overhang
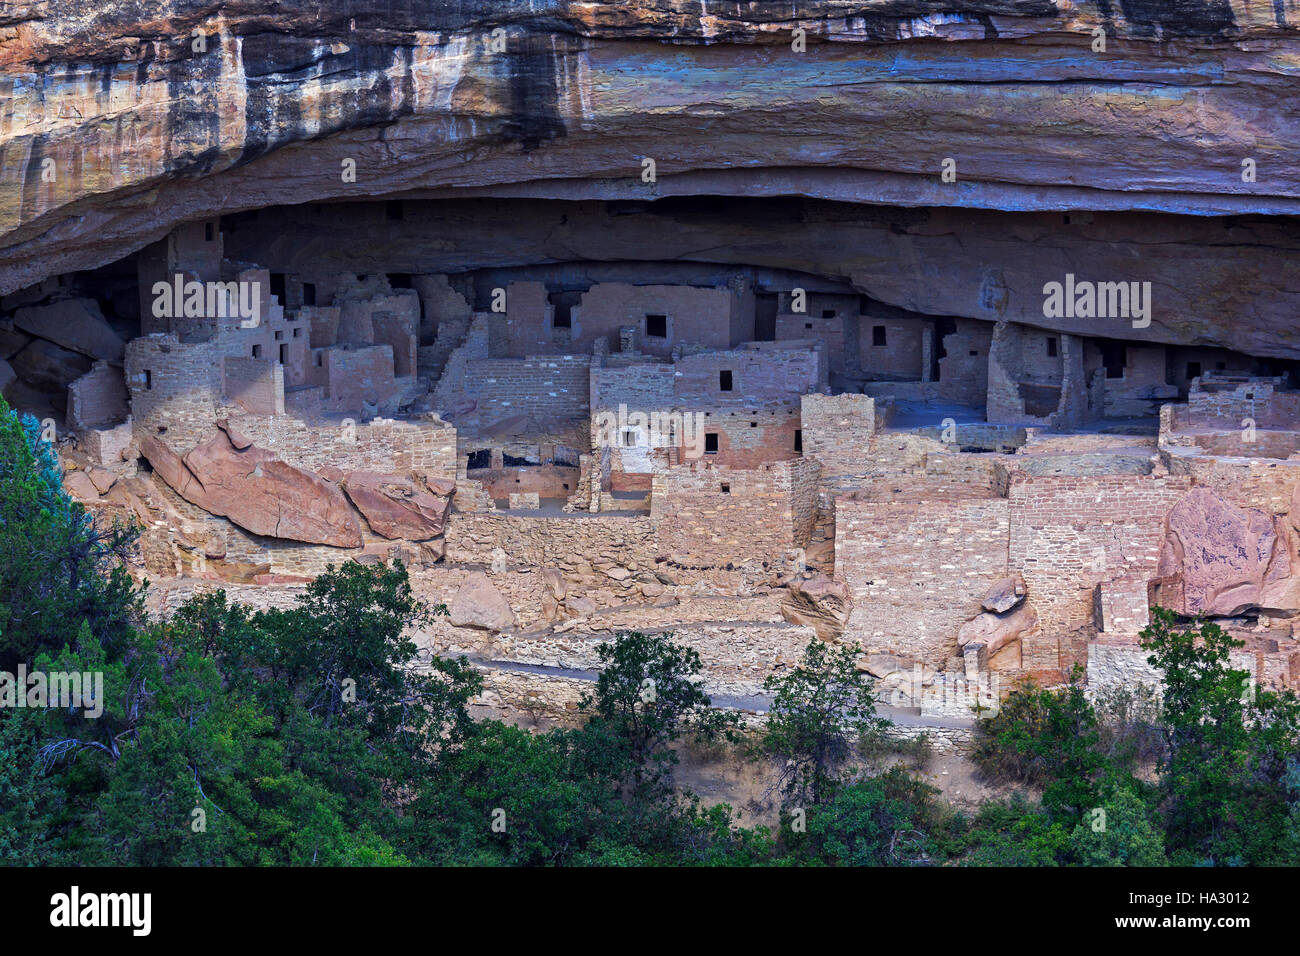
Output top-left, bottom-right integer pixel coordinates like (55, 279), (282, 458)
(5, 0), (1300, 354)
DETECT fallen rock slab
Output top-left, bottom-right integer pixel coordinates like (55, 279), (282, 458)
(981, 574), (1027, 613)
(343, 471), (449, 540)
(957, 601), (1039, 658)
(9, 338), (91, 392)
(13, 298), (124, 362)
(139, 430), (362, 547)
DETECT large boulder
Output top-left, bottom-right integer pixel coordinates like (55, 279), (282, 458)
(342, 471), (449, 540)
(449, 572), (516, 632)
(62, 469), (101, 501)
(12, 298), (124, 362)
(957, 601), (1039, 659)
(138, 429), (363, 548)
(0, 325), (32, 359)
(780, 573), (853, 641)
(9, 338), (92, 393)
(981, 574), (1027, 614)
(1156, 487), (1298, 617)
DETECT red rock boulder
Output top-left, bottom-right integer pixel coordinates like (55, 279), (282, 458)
(139, 429), (362, 548)
(1156, 487), (1297, 617)
(342, 471), (450, 541)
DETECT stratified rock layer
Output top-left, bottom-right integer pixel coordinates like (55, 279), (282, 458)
(5, 1), (1300, 361)
(780, 573), (853, 641)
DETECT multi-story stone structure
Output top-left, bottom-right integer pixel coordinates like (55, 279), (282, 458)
(4, 210), (1300, 724)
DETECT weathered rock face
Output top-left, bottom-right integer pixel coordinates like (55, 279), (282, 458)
(981, 574), (1027, 614)
(342, 471), (450, 541)
(11, 299), (124, 363)
(139, 427), (363, 547)
(448, 571), (517, 631)
(1156, 487), (1298, 617)
(958, 601), (1039, 658)
(780, 573), (853, 641)
(6, 2), (1300, 358)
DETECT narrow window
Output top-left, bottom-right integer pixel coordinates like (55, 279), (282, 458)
(204, 222), (214, 242)
(1046, 336), (1058, 357)
(1101, 342), (1127, 379)
(719, 370), (733, 391)
(143, 370), (152, 391)
(302, 282), (317, 306)
(873, 325), (887, 347)
(705, 433), (719, 454)
(794, 429), (803, 453)
(279, 344), (289, 364)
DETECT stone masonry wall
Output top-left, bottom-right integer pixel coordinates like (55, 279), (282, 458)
(1008, 473), (1192, 635)
(651, 457), (821, 567)
(836, 492), (1010, 666)
(800, 392), (878, 477)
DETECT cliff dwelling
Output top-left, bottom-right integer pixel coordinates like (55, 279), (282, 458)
(5, 0), (1300, 735)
